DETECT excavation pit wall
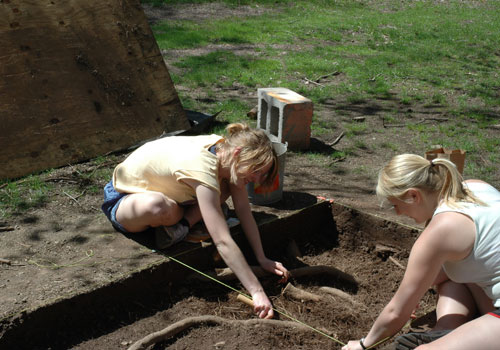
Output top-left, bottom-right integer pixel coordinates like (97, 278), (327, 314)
(0, 201), (426, 349)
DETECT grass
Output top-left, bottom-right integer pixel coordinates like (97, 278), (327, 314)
(2, 0), (499, 216)
(0, 175), (53, 217)
(0, 158), (116, 218)
(152, 0), (500, 130)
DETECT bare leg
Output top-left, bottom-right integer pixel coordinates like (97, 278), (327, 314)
(183, 178), (232, 227)
(416, 314), (500, 350)
(434, 280), (477, 330)
(465, 283), (495, 315)
(115, 192), (184, 232)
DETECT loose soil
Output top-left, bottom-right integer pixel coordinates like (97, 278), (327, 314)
(73, 227), (435, 350)
(1, 2), (498, 350)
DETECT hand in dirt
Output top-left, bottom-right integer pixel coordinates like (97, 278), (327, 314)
(252, 290), (274, 319)
(342, 339), (364, 350)
(259, 258), (290, 284)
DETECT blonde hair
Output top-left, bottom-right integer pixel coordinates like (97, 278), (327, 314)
(377, 154), (484, 208)
(217, 123), (278, 187)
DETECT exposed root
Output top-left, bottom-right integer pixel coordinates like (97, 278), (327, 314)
(190, 265), (357, 286)
(318, 286), (364, 308)
(127, 315), (312, 350)
(282, 282), (321, 302)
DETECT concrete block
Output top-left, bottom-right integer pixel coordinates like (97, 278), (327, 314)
(257, 88), (313, 150)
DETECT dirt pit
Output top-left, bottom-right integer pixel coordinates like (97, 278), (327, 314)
(1, 203), (435, 350)
(71, 204), (434, 350)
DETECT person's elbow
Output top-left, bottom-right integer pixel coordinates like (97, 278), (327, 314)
(384, 304), (409, 326)
(213, 236), (233, 254)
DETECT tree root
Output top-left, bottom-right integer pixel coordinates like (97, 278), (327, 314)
(127, 315), (312, 350)
(318, 286), (364, 308)
(191, 265), (357, 286)
(282, 282), (321, 302)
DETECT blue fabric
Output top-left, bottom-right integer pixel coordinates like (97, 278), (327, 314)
(101, 180), (129, 233)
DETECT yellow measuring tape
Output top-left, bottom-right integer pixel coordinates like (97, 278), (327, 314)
(166, 254), (393, 348)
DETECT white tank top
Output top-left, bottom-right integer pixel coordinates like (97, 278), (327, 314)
(434, 182), (500, 307)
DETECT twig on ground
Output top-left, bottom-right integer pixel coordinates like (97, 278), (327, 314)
(0, 258), (25, 266)
(382, 117), (406, 128)
(314, 71), (339, 82)
(127, 315), (311, 350)
(383, 116), (450, 128)
(44, 177), (79, 184)
(374, 244), (399, 255)
(328, 131), (345, 147)
(368, 73), (382, 81)
(388, 256), (406, 270)
(282, 282), (321, 302)
(0, 258), (11, 265)
(63, 191), (81, 205)
(303, 77), (325, 87)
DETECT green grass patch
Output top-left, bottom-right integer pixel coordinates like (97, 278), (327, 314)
(131, 0), (500, 186)
(0, 176), (53, 217)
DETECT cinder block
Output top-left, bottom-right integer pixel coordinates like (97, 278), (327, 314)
(257, 88), (313, 150)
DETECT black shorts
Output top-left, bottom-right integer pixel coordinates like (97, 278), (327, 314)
(488, 308), (500, 319)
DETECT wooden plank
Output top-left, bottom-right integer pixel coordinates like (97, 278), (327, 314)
(0, 0), (189, 180)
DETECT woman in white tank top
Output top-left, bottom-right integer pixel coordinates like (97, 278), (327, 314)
(342, 154), (500, 350)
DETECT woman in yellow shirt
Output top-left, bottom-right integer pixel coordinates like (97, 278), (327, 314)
(102, 123), (289, 319)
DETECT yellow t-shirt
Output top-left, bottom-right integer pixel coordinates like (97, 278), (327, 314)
(113, 134), (223, 204)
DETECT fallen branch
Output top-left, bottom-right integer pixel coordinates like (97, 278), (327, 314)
(282, 282), (321, 302)
(127, 315), (312, 350)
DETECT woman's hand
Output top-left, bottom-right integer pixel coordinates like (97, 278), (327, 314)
(342, 340), (364, 350)
(251, 289), (274, 319)
(259, 258), (290, 283)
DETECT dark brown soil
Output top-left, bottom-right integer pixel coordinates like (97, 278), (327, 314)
(71, 210), (434, 350)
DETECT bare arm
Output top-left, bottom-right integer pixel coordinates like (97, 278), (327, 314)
(230, 182), (289, 281)
(343, 212), (475, 349)
(188, 180), (273, 318)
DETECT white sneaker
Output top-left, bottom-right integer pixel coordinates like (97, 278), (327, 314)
(154, 223), (189, 249)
